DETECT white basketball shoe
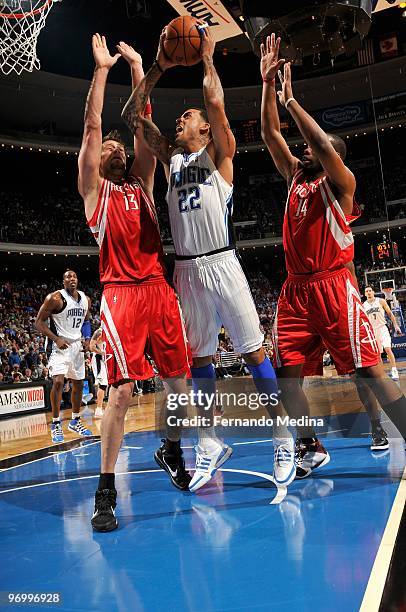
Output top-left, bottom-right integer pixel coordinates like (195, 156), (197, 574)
(189, 440), (233, 492)
(273, 437), (296, 487)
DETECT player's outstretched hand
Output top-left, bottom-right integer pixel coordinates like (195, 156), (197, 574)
(92, 33), (121, 70)
(156, 27), (178, 71)
(277, 61), (293, 107)
(198, 22), (214, 58)
(116, 41), (142, 66)
(56, 338), (69, 350)
(260, 34), (285, 83)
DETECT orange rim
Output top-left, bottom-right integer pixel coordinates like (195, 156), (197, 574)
(0, 0), (52, 20)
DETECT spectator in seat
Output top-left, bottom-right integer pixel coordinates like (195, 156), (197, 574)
(8, 347), (21, 368)
(24, 346), (38, 371)
(12, 371), (22, 384)
(23, 368), (33, 382)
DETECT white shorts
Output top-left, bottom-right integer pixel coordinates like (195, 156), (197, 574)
(174, 250), (263, 358)
(374, 325), (392, 352)
(91, 354), (108, 387)
(48, 339), (85, 380)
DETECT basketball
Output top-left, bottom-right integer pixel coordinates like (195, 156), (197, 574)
(163, 15), (203, 66)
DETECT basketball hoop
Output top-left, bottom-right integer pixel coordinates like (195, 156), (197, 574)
(0, 0), (58, 75)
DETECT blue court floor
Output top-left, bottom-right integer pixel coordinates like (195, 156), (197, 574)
(0, 417), (405, 612)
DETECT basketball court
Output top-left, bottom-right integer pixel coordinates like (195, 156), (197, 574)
(0, 371), (405, 610)
(1, 0), (406, 611)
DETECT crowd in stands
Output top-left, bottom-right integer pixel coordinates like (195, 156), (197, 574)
(0, 270), (280, 385)
(0, 190), (93, 246)
(0, 280), (101, 384)
(0, 129), (405, 246)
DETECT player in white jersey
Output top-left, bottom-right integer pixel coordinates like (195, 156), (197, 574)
(36, 270), (93, 443)
(90, 327), (108, 418)
(364, 286), (401, 380)
(122, 25), (291, 490)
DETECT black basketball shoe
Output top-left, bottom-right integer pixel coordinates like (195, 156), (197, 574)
(295, 438), (330, 479)
(91, 488), (118, 532)
(154, 440), (191, 491)
(371, 424), (389, 451)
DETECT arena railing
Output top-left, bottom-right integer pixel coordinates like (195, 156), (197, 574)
(1, 217), (405, 255)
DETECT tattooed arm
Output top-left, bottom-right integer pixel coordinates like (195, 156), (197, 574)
(121, 29), (177, 176)
(200, 25), (235, 185)
(116, 42), (156, 196)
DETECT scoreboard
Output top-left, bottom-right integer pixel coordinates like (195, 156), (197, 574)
(231, 118), (261, 145)
(373, 240), (399, 263)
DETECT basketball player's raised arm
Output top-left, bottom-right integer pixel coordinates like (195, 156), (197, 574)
(277, 62), (356, 203)
(35, 293), (69, 350)
(121, 29), (178, 174)
(380, 299), (402, 333)
(78, 34), (121, 219)
(260, 35), (299, 183)
(117, 42), (156, 195)
(200, 26), (235, 184)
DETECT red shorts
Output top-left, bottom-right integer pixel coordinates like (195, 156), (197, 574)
(273, 268), (380, 375)
(100, 280), (190, 385)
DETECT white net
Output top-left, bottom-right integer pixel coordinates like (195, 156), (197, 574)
(0, 0), (55, 75)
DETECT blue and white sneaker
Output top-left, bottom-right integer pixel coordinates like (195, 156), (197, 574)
(51, 422), (64, 444)
(68, 418), (93, 437)
(189, 440), (233, 492)
(273, 437), (296, 487)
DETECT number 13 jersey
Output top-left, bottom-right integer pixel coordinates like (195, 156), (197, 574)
(88, 177), (165, 284)
(166, 146), (234, 257)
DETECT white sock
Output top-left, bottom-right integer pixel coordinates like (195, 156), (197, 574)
(52, 417), (60, 424)
(72, 413), (80, 420)
(198, 427), (221, 452)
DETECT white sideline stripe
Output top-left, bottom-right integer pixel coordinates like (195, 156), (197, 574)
(220, 468), (286, 504)
(232, 439), (274, 446)
(0, 440), (101, 472)
(359, 466), (406, 612)
(270, 486), (288, 504)
(121, 446), (143, 450)
(0, 468), (162, 495)
(320, 428), (348, 435)
(0, 467), (284, 504)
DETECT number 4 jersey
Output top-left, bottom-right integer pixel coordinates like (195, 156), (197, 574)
(166, 146), (234, 257)
(284, 169), (361, 274)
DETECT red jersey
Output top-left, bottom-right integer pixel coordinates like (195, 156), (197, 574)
(88, 177), (166, 284)
(283, 169), (360, 275)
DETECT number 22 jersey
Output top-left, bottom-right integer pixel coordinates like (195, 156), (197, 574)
(166, 146), (234, 257)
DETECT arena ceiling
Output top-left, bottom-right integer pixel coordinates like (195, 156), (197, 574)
(32, 0), (406, 87)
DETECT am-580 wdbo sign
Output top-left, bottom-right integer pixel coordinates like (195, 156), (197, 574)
(0, 385), (45, 416)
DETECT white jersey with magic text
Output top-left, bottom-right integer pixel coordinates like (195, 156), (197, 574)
(363, 298), (387, 330)
(50, 289), (88, 341)
(166, 146), (234, 256)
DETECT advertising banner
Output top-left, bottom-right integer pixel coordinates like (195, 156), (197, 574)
(0, 384), (46, 417)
